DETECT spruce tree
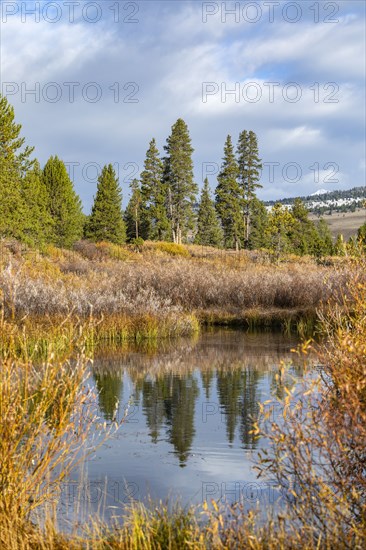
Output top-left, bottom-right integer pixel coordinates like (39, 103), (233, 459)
(215, 135), (242, 249)
(140, 138), (169, 240)
(21, 160), (54, 246)
(0, 156), (26, 241)
(313, 219), (334, 257)
(124, 178), (142, 241)
(290, 199), (315, 255)
(237, 130), (262, 248)
(194, 178), (223, 247)
(85, 163), (126, 244)
(248, 197), (269, 250)
(0, 94), (34, 175)
(0, 94), (34, 240)
(43, 156), (84, 248)
(163, 119), (197, 244)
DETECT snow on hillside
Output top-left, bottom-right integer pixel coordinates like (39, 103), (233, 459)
(310, 189), (328, 196)
(264, 186), (366, 213)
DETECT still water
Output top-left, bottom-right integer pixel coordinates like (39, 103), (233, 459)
(62, 330), (304, 522)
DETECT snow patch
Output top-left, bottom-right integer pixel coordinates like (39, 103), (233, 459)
(310, 189), (328, 196)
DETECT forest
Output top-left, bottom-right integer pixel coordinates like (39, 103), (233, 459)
(2, 94), (365, 258)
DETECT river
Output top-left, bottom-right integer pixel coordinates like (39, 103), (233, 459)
(60, 329), (305, 524)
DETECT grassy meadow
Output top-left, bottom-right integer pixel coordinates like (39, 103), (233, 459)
(310, 208), (366, 240)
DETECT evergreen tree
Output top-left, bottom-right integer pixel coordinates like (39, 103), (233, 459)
(43, 156), (84, 248)
(237, 130), (262, 248)
(167, 374), (198, 467)
(239, 369), (261, 448)
(85, 164), (126, 244)
(194, 178), (223, 247)
(215, 135), (242, 249)
(216, 368), (243, 444)
(248, 197), (269, 250)
(140, 377), (166, 443)
(21, 160), (54, 246)
(124, 178), (142, 241)
(93, 371), (123, 423)
(0, 94), (34, 240)
(313, 218), (334, 257)
(0, 94), (34, 175)
(0, 157), (26, 241)
(140, 138), (169, 240)
(163, 119), (197, 244)
(137, 373), (198, 465)
(290, 199), (316, 255)
(266, 203), (296, 259)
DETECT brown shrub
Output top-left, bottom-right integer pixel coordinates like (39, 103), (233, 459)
(255, 270), (366, 548)
(0, 245), (361, 322)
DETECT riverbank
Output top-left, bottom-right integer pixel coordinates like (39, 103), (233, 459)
(0, 245), (365, 549)
(0, 239), (360, 354)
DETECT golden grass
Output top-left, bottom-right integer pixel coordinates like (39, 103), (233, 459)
(0, 262), (365, 548)
(143, 241), (191, 257)
(0, 313), (200, 361)
(254, 272), (366, 549)
(0, 238), (361, 352)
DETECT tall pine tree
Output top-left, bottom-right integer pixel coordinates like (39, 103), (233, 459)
(215, 135), (242, 250)
(237, 130), (262, 248)
(248, 197), (269, 250)
(21, 160), (54, 246)
(163, 119), (197, 244)
(313, 219), (334, 257)
(0, 94), (34, 241)
(43, 156), (84, 248)
(289, 198), (314, 255)
(140, 138), (169, 240)
(85, 164), (126, 244)
(124, 178), (142, 241)
(194, 178), (223, 247)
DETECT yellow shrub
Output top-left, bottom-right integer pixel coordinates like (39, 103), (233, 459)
(44, 244), (65, 260)
(147, 241), (190, 257)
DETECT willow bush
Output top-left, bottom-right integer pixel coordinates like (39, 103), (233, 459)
(255, 272), (366, 548)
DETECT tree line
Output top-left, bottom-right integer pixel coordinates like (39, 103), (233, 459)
(1, 94), (363, 257)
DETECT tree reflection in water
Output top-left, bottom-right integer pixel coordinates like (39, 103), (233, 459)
(92, 330), (306, 466)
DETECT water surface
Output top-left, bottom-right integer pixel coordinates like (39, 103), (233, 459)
(62, 330), (304, 522)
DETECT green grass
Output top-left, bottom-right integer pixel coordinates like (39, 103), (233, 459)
(0, 313), (200, 360)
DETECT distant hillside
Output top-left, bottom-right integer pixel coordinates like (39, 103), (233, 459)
(309, 209), (366, 241)
(265, 186), (366, 215)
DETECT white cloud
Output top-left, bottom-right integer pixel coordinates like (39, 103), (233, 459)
(1, 18), (115, 82)
(0, 0), (364, 206)
(270, 126), (323, 150)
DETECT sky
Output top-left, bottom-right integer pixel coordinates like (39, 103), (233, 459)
(1, 0), (365, 212)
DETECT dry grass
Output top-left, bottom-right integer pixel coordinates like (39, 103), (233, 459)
(0, 239), (361, 349)
(0, 334), (115, 549)
(254, 271), (366, 549)
(310, 209), (366, 240)
(0, 255), (365, 548)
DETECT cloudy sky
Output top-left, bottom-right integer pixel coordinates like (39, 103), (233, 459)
(1, 0), (365, 211)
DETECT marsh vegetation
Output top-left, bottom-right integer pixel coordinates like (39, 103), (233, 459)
(0, 240), (365, 548)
